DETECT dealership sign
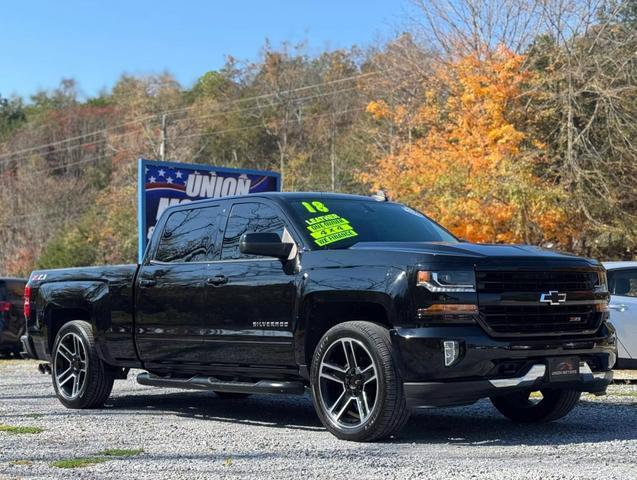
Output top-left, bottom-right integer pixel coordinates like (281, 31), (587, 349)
(137, 158), (280, 261)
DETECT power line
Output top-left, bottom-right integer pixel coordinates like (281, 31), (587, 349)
(3, 105), (364, 179)
(0, 83), (366, 166)
(0, 71), (380, 162)
(0, 106), (366, 229)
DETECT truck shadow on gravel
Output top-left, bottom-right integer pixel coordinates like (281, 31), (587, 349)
(105, 391), (637, 445)
(106, 391), (325, 432)
(398, 399), (637, 446)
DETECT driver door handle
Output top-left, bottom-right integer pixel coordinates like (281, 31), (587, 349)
(139, 279), (157, 287)
(609, 304), (628, 312)
(206, 275), (228, 286)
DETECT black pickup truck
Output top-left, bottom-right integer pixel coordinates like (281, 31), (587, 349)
(22, 192), (616, 441)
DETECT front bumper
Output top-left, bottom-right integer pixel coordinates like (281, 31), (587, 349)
(391, 325), (616, 408)
(404, 361), (613, 407)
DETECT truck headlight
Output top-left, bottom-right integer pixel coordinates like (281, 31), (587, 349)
(417, 270), (476, 293)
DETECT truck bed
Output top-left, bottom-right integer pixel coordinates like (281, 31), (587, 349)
(25, 264), (140, 366)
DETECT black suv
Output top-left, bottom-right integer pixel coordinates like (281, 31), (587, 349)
(23, 193), (616, 441)
(0, 277), (27, 356)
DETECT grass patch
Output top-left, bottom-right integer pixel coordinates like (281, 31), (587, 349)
(0, 425), (43, 435)
(0, 359), (38, 368)
(98, 448), (144, 457)
(51, 448), (143, 469)
(50, 457), (109, 469)
(11, 459), (32, 466)
(609, 391), (637, 398)
(25, 413), (44, 419)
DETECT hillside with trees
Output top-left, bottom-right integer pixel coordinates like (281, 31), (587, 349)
(1, 0), (636, 276)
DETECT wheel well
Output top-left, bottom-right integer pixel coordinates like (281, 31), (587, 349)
(304, 301), (390, 366)
(47, 308), (91, 352)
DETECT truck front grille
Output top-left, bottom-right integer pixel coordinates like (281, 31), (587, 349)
(476, 270), (598, 293)
(479, 304), (600, 335)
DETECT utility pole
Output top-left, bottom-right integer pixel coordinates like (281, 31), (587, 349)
(160, 114), (167, 161)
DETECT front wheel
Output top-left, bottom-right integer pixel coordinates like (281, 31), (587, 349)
(52, 320), (114, 409)
(310, 321), (410, 442)
(490, 388), (581, 423)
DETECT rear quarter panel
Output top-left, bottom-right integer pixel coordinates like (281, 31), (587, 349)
(29, 265), (139, 366)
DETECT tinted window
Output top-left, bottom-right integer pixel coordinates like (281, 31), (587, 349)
(608, 269), (637, 297)
(285, 198), (457, 249)
(6, 281), (25, 300)
(0, 281), (6, 301)
(222, 203), (285, 260)
(155, 206), (221, 262)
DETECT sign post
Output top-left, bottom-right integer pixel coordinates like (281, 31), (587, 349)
(138, 158), (281, 262)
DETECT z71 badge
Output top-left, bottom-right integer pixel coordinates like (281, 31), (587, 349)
(253, 321), (289, 328)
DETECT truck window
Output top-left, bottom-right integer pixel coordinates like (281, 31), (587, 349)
(608, 269), (637, 297)
(155, 206), (222, 263)
(221, 203), (285, 260)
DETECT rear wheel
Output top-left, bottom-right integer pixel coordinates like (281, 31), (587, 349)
(491, 388), (581, 423)
(310, 321), (409, 442)
(52, 320), (115, 409)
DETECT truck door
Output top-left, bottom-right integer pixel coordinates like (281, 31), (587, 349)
(201, 201), (298, 366)
(608, 268), (637, 361)
(135, 204), (223, 368)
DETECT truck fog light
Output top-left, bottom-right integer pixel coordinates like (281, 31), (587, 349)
(443, 340), (460, 367)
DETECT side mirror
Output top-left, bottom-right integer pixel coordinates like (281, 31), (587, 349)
(239, 232), (294, 259)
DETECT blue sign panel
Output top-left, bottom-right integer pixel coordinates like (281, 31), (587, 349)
(138, 158), (281, 262)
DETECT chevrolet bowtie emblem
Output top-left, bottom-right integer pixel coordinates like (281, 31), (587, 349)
(540, 290), (567, 305)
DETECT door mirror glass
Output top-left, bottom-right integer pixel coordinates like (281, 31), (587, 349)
(239, 233), (293, 259)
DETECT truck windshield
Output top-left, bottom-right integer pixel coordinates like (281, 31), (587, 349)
(285, 198), (458, 249)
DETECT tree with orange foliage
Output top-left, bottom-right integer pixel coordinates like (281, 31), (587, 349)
(363, 47), (569, 245)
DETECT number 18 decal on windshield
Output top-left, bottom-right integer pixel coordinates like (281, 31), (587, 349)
(301, 201), (358, 246)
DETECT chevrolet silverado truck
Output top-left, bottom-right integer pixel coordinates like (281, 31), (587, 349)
(22, 192), (616, 442)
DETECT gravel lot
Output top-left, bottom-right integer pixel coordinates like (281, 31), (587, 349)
(1, 359), (636, 480)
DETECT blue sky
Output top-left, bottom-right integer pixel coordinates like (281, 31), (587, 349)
(1, 0), (407, 100)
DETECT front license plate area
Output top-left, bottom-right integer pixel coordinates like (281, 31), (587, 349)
(547, 356), (580, 382)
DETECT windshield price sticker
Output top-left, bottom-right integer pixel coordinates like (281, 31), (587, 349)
(306, 215), (349, 232)
(314, 228), (358, 246)
(301, 202), (358, 246)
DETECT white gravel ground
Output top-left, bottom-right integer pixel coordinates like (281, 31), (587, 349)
(1, 359), (636, 480)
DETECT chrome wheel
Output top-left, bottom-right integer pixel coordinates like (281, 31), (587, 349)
(54, 332), (88, 400)
(318, 337), (378, 430)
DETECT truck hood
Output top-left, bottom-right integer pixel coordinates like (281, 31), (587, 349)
(350, 242), (600, 266)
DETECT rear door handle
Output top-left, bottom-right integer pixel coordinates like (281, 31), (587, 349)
(139, 279), (157, 287)
(206, 275), (228, 286)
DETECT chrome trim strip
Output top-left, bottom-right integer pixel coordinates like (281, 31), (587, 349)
(489, 364), (546, 388)
(579, 362), (613, 382)
(580, 361), (613, 382)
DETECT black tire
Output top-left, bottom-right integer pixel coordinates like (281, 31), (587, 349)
(51, 320), (115, 409)
(214, 392), (252, 399)
(491, 388), (581, 423)
(310, 321), (410, 442)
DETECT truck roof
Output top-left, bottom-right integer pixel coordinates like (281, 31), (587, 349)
(164, 191), (383, 216)
(221, 191), (378, 202)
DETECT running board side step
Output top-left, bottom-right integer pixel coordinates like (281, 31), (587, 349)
(136, 372), (305, 395)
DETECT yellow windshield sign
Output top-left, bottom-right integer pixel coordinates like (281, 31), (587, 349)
(301, 202), (358, 246)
